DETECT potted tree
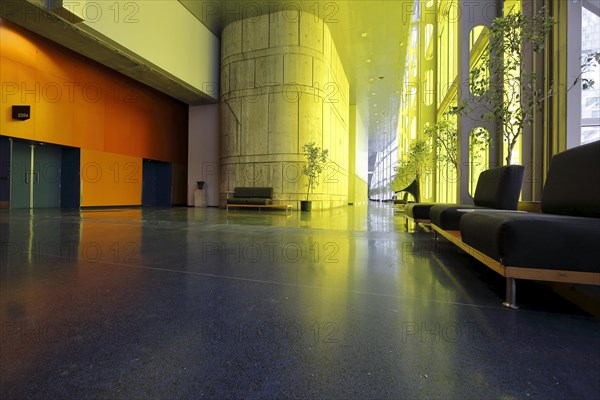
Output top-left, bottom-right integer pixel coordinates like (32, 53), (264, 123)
(301, 141), (329, 212)
(424, 116), (489, 170)
(457, 7), (598, 165)
(425, 117), (460, 173)
(425, 115), (491, 193)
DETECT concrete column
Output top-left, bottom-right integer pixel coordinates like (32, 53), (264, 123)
(220, 11), (350, 210)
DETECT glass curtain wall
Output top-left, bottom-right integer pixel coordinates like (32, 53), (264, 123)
(435, 0), (458, 203)
(369, 138), (398, 200)
(581, 3), (600, 144)
(383, 0), (592, 203)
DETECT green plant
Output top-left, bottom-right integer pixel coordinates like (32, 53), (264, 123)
(425, 117), (459, 170)
(425, 117), (491, 171)
(469, 127), (492, 167)
(389, 139), (430, 195)
(456, 8), (598, 165)
(459, 8), (552, 165)
(581, 52), (600, 90)
(301, 141), (329, 201)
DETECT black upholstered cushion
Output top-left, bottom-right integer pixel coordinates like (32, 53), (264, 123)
(541, 140), (600, 218)
(429, 165), (524, 230)
(430, 204), (485, 230)
(233, 187), (254, 198)
(230, 187), (274, 203)
(227, 198), (247, 204)
(405, 203), (435, 219)
(246, 198), (273, 205)
(460, 211), (600, 272)
(252, 187), (274, 199)
(232, 187), (274, 199)
(473, 165), (525, 209)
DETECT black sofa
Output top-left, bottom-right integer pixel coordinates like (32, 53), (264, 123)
(404, 165), (525, 228)
(456, 141), (600, 308)
(227, 187), (274, 205)
(430, 164), (525, 229)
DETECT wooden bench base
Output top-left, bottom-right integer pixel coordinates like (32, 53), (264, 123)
(401, 213), (430, 231)
(431, 224), (600, 309)
(226, 204), (292, 215)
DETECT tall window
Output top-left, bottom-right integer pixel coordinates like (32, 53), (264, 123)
(369, 137), (398, 200)
(581, 4), (600, 144)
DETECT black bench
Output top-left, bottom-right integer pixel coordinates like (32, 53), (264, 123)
(227, 187), (273, 205)
(404, 165), (525, 229)
(429, 165), (525, 230)
(439, 141), (600, 308)
(226, 187), (291, 214)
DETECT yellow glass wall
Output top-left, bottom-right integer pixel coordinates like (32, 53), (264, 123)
(434, 0), (459, 202)
(395, 0), (527, 202)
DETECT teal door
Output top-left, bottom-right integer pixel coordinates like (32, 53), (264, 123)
(34, 145), (61, 208)
(9, 140), (62, 209)
(0, 136), (9, 207)
(10, 140), (32, 209)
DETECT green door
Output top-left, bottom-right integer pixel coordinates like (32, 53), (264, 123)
(10, 140), (32, 209)
(34, 145), (61, 208)
(9, 140), (62, 208)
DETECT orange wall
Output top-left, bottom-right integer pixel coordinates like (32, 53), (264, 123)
(0, 19), (188, 206)
(80, 149), (142, 207)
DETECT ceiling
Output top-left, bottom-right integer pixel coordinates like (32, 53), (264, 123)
(2, 0), (414, 169)
(0, 0), (216, 105)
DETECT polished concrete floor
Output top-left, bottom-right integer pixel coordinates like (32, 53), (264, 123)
(1, 204), (599, 399)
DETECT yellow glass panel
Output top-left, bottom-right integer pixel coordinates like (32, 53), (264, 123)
(425, 24), (434, 60)
(469, 25), (490, 95)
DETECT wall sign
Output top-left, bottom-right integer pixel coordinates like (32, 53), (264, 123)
(12, 105), (30, 121)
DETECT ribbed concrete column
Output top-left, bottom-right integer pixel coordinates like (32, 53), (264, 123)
(220, 11), (349, 209)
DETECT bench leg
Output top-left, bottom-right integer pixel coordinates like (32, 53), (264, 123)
(502, 278), (519, 309)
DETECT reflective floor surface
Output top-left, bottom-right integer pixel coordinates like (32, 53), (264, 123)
(1, 204), (599, 399)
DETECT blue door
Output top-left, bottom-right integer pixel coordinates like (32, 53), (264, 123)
(142, 160), (172, 206)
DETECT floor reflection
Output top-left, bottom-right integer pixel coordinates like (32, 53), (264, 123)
(1, 204), (598, 399)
